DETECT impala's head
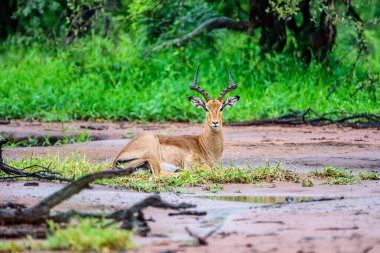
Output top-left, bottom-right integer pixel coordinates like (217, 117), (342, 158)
(188, 67), (240, 131)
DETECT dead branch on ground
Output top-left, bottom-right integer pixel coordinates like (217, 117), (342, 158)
(227, 108), (380, 128)
(0, 161), (200, 238)
(184, 224), (222, 246)
(0, 139), (71, 182)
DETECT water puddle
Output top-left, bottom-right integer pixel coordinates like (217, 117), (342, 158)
(198, 196), (315, 204)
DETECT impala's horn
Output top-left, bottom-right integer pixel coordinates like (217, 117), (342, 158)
(217, 68), (237, 101)
(189, 66), (211, 101)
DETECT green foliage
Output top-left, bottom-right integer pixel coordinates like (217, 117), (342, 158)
(128, 0), (216, 45)
(0, 32), (378, 122)
(0, 241), (27, 253)
(203, 183), (224, 193)
(0, 219), (133, 253)
(358, 171), (379, 180)
(43, 219), (132, 252)
(1, 125), (89, 147)
(4, 155), (380, 191)
(310, 166), (354, 178)
(324, 177), (357, 185)
(310, 166), (379, 185)
(301, 178), (314, 187)
(4, 155), (300, 192)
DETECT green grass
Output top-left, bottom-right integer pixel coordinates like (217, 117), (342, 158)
(4, 154), (300, 192)
(43, 219), (133, 252)
(0, 31), (378, 122)
(6, 154), (378, 190)
(309, 166), (379, 185)
(301, 178), (314, 187)
(0, 219), (133, 253)
(1, 125), (90, 148)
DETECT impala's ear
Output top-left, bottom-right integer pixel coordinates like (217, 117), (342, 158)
(221, 96), (240, 111)
(188, 96), (207, 111)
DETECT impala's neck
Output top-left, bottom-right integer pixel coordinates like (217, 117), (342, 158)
(199, 121), (224, 163)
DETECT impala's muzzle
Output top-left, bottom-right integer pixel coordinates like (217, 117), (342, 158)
(211, 121), (219, 129)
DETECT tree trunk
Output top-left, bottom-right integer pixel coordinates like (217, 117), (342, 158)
(0, 0), (18, 40)
(248, 0), (336, 63)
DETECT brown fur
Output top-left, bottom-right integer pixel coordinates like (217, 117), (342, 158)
(113, 98), (238, 178)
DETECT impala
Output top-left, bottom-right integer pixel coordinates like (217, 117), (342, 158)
(113, 67), (240, 177)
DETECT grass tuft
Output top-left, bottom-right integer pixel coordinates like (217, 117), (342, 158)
(4, 155), (379, 190)
(42, 219), (132, 252)
(301, 178), (314, 187)
(0, 219), (133, 253)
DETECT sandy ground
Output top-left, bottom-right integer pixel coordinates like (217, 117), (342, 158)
(1, 120), (380, 252)
(2, 120), (380, 170)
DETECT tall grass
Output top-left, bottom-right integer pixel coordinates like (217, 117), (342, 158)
(0, 31), (378, 122)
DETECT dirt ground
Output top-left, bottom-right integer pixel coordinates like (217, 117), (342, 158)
(1, 120), (380, 252)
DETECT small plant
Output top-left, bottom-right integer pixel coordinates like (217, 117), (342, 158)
(203, 183), (224, 193)
(234, 189), (242, 193)
(42, 219), (133, 252)
(0, 241), (27, 253)
(301, 178), (314, 187)
(310, 167), (353, 179)
(358, 171), (379, 180)
(324, 177), (357, 185)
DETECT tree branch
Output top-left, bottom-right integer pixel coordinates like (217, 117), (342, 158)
(152, 17), (248, 52)
(0, 165), (144, 224)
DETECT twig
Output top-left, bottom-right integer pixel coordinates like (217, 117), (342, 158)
(327, 46), (362, 98)
(185, 223), (222, 246)
(152, 17), (248, 52)
(227, 109), (380, 128)
(328, 1), (376, 100)
(168, 210), (207, 216)
(0, 139), (71, 182)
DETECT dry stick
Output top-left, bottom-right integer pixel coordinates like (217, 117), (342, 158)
(0, 139), (71, 182)
(49, 195), (197, 223)
(168, 210), (207, 216)
(152, 17), (248, 52)
(26, 165), (143, 218)
(185, 223), (223, 246)
(227, 109), (380, 128)
(0, 165), (143, 224)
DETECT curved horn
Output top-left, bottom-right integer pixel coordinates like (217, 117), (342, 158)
(189, 66), (211, 101)
(217, 68), (237, 101)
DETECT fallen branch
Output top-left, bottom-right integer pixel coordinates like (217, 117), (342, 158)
(152, 17), (248, 52)
(227, 108), (380, 128)
(168, 210), (207, 216)
(184, 224), (222, 246)
(0, 139), (71, 182)
(0, 163), (145, 224)
(0, 163), (199, 238)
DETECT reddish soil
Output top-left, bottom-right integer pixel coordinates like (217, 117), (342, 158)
(1, 120), (380, 252)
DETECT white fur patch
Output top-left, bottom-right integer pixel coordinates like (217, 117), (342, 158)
(161, 163), (180, 172)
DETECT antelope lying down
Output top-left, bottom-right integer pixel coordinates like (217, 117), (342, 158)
(113, 68), (240, 178)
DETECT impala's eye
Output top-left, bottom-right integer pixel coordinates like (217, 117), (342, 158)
(205, 108), (209, 112)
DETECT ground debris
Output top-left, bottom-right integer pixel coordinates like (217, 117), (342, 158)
(0, 162), (199, 239)
(80, 125), (108, 130)
(227, 108), (380, 128)
(168, 210), (207, 216)
(316, 226), (359, 231)
(0, 139), (71, 182)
